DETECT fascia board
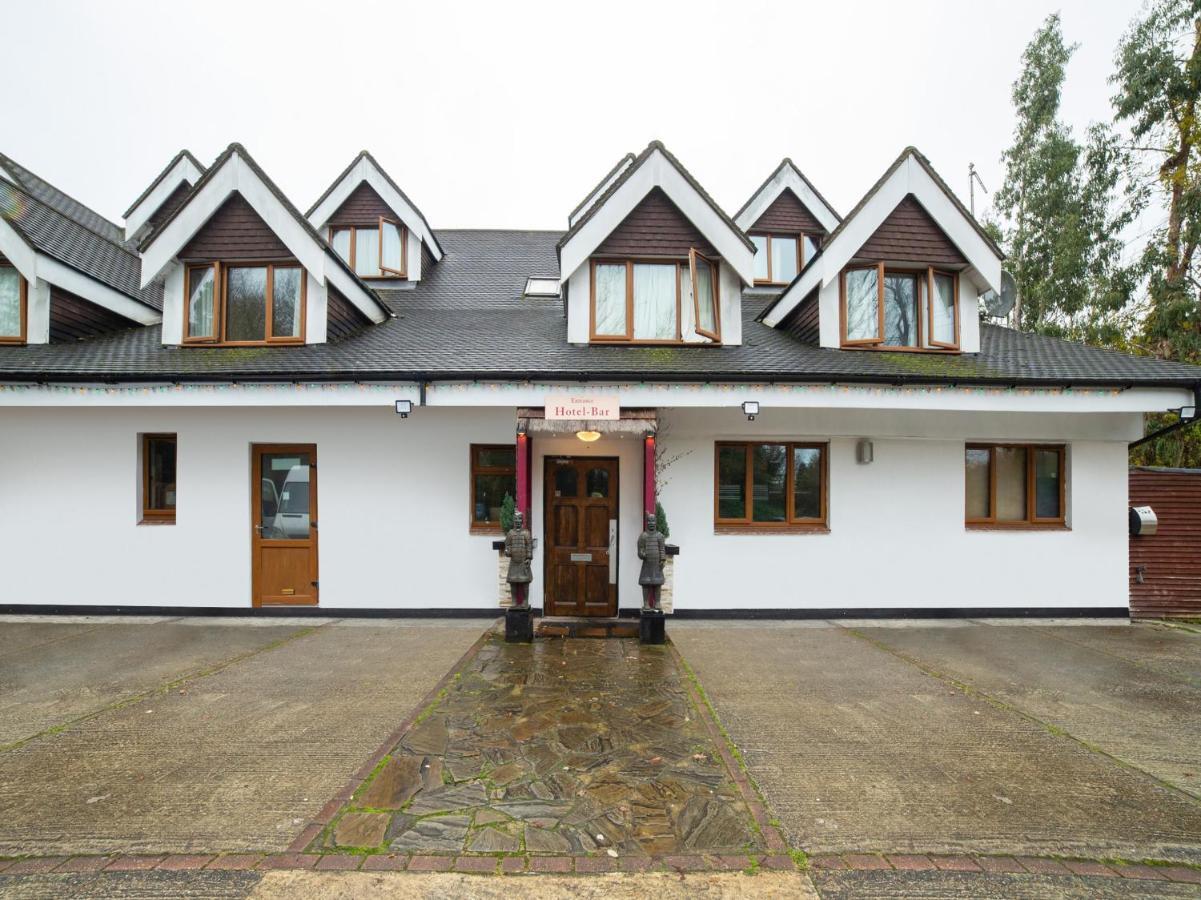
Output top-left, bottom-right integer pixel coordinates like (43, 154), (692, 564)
(569, 157), (634, 228)
(38, 256), (161, 324)
(560, 150), (755, 284)
(308, 158), (442, 261)
(124, 155), (205, 240)
(0, 216), (38, 280)
(735, 163), (840, 233)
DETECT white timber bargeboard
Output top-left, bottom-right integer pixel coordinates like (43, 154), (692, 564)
(0, 215), (160, 344)
(124, 154), (205, 241)
(559, 148), (756, 287)
(306, 155), (442, 264)
(764, 153), (1003, 329)
(139, 152), (384, 326)
(569, 156), (635, 228)
(734, 160), (840, 233)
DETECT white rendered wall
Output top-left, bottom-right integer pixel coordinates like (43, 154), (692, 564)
(655, 407), (1136, 611)
(0, 404), (1136, 612)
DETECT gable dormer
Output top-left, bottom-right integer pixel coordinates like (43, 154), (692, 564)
(123, 150), (206, 244)
(307, 151), (441, 285)
(559, 141), (754, 346)
(0, 153), (161, 346)
(139, 143), (387, 347)
(735, 159), (840, 286)
(761, 147), (1003, 354)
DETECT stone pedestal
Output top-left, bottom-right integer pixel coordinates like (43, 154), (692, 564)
(505, 607), (533, 643)
(640, 610), (666, 645)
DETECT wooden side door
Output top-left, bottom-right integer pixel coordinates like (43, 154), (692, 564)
(543, 457), (618, 617)
(251, 444), (319, 606)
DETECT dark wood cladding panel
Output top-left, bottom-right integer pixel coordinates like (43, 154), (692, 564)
(327, 285), (372, 341)
(782, 289), (821, 345)
(595, 188), (716, 258)
(146, 181), (193, 231)
(49, 286), (139, 343)
(751, 189), (826, 235)
(326, 182), (396, 227)
(854, 194), (966, 266)
(179, 192), (293, 262)
(1129, 468), (1201, 618)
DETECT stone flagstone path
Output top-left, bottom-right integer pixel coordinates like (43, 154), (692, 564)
(313, 635), (764, 860)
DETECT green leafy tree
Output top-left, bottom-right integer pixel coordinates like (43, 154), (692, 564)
(1114, 1), (1201, 466)
(1113, 0), (1201, 362)
(995, 15), (1136, 342)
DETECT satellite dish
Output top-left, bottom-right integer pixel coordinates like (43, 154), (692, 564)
(982, 271), (1017, 318)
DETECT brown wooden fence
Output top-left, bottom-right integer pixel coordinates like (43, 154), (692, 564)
(1129, 467), (1201, 618)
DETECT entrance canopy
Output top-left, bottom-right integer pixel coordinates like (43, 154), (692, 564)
(516, 407), (657, 437)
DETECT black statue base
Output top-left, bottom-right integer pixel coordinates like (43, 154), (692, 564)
(639, 610), (666, 645)
(505, 607), (533, 643)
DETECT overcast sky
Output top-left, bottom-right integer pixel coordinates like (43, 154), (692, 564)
(3, 0), (1146, 232)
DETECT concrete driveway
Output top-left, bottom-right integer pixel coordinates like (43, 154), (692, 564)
(672, 618), (1201, 894)
(0, 616), (484, 856)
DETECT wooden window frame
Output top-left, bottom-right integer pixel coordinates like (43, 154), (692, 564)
(688, 248), (721, 342)
(328, 218), (408, 279)
(750, 232), (820, 286)
(141, 433), (177, 524)
(182, 261), (306, 347)
(589, 256), (721, 345)
(839, 263), (961, 352)
(470, 443), (518, 533)
(965, 443), (1066, 529)
(0, 263), (28, 345)
(713, 441), (829, 532)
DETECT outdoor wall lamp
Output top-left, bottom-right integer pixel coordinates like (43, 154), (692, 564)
(741, 401), (760, 421)
(576, 430), (602, 442)
(856, 439), (874, 464)
(395, 400), (413, 418)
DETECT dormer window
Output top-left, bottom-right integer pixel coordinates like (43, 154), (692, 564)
(329, 218), (406, 279)
(590, 249), (719, 343)
(840, 264), (959, 351)
(184, 262), (305, 345)
(751, 233), (820, 286)
(0, 264), (27, 344)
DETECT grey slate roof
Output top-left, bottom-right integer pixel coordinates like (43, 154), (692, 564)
(0, 229), (1199, 388)
(0, 153), (125, 244)
(0, 178), (163, 311)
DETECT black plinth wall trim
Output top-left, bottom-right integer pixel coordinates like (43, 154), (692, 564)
(640, 610), (667, 644)
(0, 605), (1129, 620)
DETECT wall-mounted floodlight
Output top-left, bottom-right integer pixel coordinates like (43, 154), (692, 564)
(742, 401), (760, 421)
(1181, 405), (1198, 421)
(395, 400), (413, 418)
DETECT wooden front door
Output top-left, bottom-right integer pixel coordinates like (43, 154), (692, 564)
(544, 457), (619, 617)
(251, 444), (318, 606)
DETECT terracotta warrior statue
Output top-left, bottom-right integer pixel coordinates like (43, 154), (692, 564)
(637, 512), (666, 611)
(504, 510), (534, 609)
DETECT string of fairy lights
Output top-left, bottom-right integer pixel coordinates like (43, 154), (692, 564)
(0, 381), (1125, 399)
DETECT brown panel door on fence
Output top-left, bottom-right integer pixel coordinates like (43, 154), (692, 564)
(544, 457), (618, 617)
(251, 444), (319, 606)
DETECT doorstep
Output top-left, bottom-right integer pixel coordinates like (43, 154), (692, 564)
(536, 617), (640, 639)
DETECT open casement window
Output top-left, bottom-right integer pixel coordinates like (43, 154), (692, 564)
(714, 441), (828, 531)
(182, 261), (305, 346)
(750, 233), (820, 285)
(840, 263), (960, 351)
(470, 444), (517, 532)
(0, 264), (28, 344)
(329, 217), (407, 279)
(688, 248), (720, 341)
(590, 252), (720, 344)
(965, 444), (1066, 528)
(141, 433), (177, 523)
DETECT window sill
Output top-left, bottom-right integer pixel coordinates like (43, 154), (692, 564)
(714, 525), (829, 535)
(839, 344), (961, 354)
(470, 525), (503, 536)
(966, 523), (1070, 532)
(138, 518), (176, 526)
